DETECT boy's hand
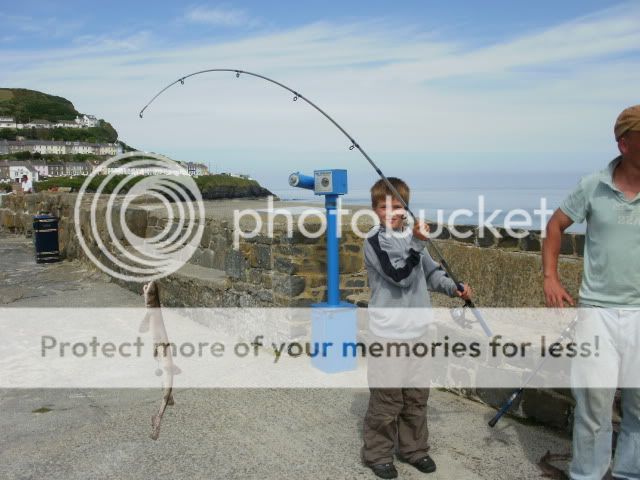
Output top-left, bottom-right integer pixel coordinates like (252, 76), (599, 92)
(455, 283), (473, 301)
(412, 220), (430, 241)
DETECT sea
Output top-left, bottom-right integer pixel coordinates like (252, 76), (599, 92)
(267, 171), (588, 233)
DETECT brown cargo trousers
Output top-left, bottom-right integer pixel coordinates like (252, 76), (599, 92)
(361, 333), (432, 466)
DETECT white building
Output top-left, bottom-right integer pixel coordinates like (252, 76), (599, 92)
(102, 165), (188, 176)
(33, 142), (66, 155)
(0, 114), (101, 130)
(31, 163), (49, 177)
(229, 173), (253, 180)
(95, 143), (117, 156)
(65, 141), (94, 155)
(24, 120), (52, 129)
(7, 162), (39, 182)
(54, 120), (80, 129)
(47, 164), (65, 177)
(0, 117), (17, 129)
(65, 162), (92, 176)
(0, 140), (118, 156)
(185, 162), (209, 176)
(75, 115), (99, 128)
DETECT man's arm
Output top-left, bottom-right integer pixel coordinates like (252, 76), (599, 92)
(542, 209), (575, 307)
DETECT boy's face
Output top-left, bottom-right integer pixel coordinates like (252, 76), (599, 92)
(374, 195), (406, 230)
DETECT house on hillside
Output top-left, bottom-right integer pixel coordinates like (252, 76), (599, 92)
(0, 140), (118, 156)
(31, 163), (49, 178)
(0, 161), (9, 180)
(64, 162), (93, 176)
(94, 143), (117, 156)
(48, 164), (65, 177)
(75, 115), (99, 128)
(65, 141), (94, 155)
(0, 117), (17, 129)
(33, 141), (66, 155)
(0, 160), (39, 182)
(186, 162), (209, 176)
(54, 120), (80, 129)
(24, 119), (53, 129)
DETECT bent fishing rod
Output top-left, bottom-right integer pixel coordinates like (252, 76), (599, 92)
(488, 314), (579, 427)
(139, 68), (492, 337)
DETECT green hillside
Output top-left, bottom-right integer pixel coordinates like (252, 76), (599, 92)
(0, 88), (118, 142)
(0, 88), (78, 122)
(34, 174), (275, 200)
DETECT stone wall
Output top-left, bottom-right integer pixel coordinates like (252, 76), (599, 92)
(0, 192), (586, 430)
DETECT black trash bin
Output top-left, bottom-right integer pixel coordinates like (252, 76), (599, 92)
(33, 214), (60, 264)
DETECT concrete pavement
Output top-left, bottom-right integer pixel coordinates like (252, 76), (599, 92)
(0, 233), (571, 479)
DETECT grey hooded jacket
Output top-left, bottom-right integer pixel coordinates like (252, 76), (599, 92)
(364, 224), (458, 339)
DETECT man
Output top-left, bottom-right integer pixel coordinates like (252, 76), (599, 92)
(543, 105), (640, 480)
(20, 174), (33, 193)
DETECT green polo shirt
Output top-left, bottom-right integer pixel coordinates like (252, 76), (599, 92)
(560, 156), (640, 308)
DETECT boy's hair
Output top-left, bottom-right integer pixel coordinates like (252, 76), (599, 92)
(370, 177), (410, 208)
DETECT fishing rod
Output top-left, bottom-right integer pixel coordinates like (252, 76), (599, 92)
(139, 68), (492, 337)
(488, 314), (579, 427)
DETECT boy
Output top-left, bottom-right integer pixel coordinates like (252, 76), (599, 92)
(362, 177), (472, 479)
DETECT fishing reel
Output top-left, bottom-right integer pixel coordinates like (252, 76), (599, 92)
(450, 305), (473, 329)
(450, 300), (494, 337)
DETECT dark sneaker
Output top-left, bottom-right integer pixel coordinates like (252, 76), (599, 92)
(369, 463), (398, 479)
(402, 455), (436, 474)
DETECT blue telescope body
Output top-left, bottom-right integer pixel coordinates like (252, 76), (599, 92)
(290, 169), (356, 372)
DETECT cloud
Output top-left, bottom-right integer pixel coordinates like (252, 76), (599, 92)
(1, 4), (638, 176)
(71, 31), (153, 53)
(0, 12), (83, 39)
(396, 2), (640, 82)
(182, 4), (258, 28)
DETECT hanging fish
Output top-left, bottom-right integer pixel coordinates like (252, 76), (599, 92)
(142, 280), (180, 440)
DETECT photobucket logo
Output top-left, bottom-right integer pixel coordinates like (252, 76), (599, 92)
(232, 195), (554, 248)
(73, 152), (205, 282)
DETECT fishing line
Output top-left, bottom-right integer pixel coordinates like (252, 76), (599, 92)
(139, 68), (492, 336)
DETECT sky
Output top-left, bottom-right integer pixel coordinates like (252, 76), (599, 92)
(1, 0), (639, 192)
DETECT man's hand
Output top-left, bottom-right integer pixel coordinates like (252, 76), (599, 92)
(544, 277), (575, 308)
(455, 283), (473, 301)
(413, 220), (430, 241)
(543, 210), (575, 308)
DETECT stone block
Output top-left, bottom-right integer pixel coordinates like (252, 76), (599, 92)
(273, 274), (306, 297)
(574, 235), (585, 257)
(449, 225), (476, 244)
(343, 243), (361, 253)
(195, 249), (216, 269)
(225, 250), (248, 280)
(340, 253), (364, 274)
(274, 256), (297, 274)
(519, 233), (541, 252)
(521, 389), (573, 430)
(344, 278), (366, 288)
(560, 234), (574, 255)
(428, 223), (450, 240)
(476, 387), (522, 411)
(254, 244), (272, 269)
(496, 228), (520, 249)
(475, 226), (497, 248)
(124, 208), (148, 238)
